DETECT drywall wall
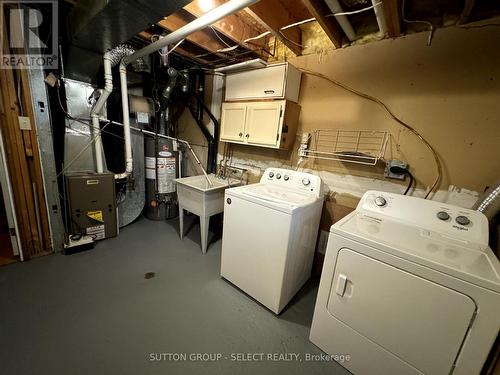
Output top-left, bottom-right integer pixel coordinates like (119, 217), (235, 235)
(215, 22), (500, 205)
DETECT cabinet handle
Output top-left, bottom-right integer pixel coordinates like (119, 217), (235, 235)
(239, 132), (243, 137)
(264, 90), (275, 94)
(245, 134), (250, 138)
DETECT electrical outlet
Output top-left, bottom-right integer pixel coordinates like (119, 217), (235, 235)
(385, 159), (408, 180)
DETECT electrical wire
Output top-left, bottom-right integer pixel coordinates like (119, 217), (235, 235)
(280, 18), (316, 31)
(244, 31), (271, 43)
(297, 68), (442, 199)
(151, 35), (185, 57)
(159, 38), (185, 57)
(325, 2), (382, 17)
(404, 170), (414, 195)
(401, 0), (434, 46)
(210, 26), (234, 49)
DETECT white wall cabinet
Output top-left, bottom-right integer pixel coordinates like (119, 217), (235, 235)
(220, 100), (300, 150)
(225, 63), (302, 103)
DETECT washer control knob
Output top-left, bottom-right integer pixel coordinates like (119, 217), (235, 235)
(436, 211), (450, 221)
(268, 172), (274, 178)
(374, 196), (387, 207)
(302, 178), (310, 186)
(456, 215), (470, 226)
(284, 175), (290, 181)
(276, 173), (282, 180)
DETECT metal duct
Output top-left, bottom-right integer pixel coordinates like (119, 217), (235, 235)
(69, 0), (191, 53)
(474, 182), (500, 221)
(65, 0), (189, 82)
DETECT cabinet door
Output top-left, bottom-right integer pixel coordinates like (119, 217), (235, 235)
(225, 64), (286, 101)
(220, 102), (247, 143)
(245, 101), (283, 148)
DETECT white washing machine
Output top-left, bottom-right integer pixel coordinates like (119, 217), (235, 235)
(310, 190), (500, 375)
(220, 168), (324, 314)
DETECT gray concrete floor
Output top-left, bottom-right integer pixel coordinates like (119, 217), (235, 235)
(0, 215), (350, 375)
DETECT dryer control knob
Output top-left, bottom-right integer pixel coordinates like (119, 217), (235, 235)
(375, 196), (387, 207)
(456, 215), (470, 226)
(276, 173), (282, 179)
(268, 172), (274, 178)
(284, 175), (290, 181)
(302, 178), (310, 186)
(436, 211), (450, 221)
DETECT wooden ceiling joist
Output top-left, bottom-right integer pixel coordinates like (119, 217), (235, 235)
(380, 0), (401, 38)
(183, 0), (268, 57)
(302, 0), (343, 48)
(244, 0), (303, 55)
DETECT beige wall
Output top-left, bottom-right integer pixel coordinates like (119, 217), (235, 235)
(223, 23), (500, 197)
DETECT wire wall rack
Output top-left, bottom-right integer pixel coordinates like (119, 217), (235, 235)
(300, 129), (389, 166)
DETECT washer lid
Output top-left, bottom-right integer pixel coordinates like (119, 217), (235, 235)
(241, 184), (317, 206)
(226, 184), (318, 214)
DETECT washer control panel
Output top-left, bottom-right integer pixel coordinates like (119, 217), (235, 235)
(261, 168), (323, 197)
(358, 190), (489, 246)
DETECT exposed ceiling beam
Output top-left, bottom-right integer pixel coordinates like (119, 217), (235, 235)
(244, 0), (302, 55)
(301, 0), (343, 48)
(381, 0), (401, 37)
(458, 0), (475, 25)
(183, 0), (268, 57)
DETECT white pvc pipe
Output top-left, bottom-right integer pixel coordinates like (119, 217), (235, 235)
(91, 116), (104, 173)
(325, 0), (357, 41)
(372, 0), (388, 36)
(114, 62), (133, 180)
(90, 52), (113, 174)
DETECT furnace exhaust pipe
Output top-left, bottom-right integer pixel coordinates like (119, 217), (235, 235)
(90, 51), (113, 174)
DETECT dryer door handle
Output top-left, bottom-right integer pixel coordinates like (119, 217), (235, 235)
(336, 274), (348, 297)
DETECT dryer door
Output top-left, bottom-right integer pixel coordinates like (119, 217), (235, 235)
(328, 248), (476, 375)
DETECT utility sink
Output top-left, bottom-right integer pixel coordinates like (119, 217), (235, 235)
(175, 174), (241, 254)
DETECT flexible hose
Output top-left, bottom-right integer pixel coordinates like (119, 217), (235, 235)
(298, 68), (442, 199)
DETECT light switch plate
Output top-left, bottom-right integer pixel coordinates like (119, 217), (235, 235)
(18, 116), (31, 130)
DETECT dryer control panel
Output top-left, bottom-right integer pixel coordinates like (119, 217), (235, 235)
(358, 190), (489, 246)
(261, 168), (323, 198)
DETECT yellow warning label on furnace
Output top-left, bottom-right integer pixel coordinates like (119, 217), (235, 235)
(87, 210), (104, 223)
